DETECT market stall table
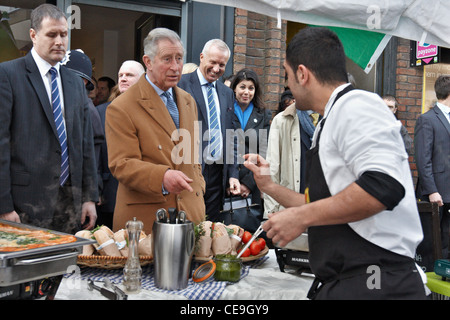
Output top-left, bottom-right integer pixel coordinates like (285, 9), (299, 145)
(55, 249), (314, 300)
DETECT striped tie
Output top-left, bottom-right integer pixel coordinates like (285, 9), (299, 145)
(49, 67), (69, 186)
(206, 83), (221, 158)
(162, 91), (179, 129)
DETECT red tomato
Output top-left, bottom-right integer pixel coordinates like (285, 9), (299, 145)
(242, 231), (252, 244)
(256, 238), (266, 251)
(238, 247), (251, 257)
(250, 242), (261, 256)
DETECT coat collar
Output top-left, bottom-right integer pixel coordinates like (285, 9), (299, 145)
(136, 74), (193, 138)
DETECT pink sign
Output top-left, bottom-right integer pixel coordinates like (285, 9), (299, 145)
(416, 43), (438, 59)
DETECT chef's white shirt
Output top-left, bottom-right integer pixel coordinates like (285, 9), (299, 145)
(312, 84), (423, 260)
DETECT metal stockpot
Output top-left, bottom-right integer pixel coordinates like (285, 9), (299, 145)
(151, 210), (195, 290)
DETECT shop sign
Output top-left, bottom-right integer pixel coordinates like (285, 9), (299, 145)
(410, 41), (440, 67)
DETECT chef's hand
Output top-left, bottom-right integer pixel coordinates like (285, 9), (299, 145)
(429, 192), (444, 207)
(81, 201), (97, 230)
(243, 154), (273, 193)
(163, 169), (193, 194)
(0, 211), (21, 223)
(263, 207), (306, 248)
(227, 178), (241, 195)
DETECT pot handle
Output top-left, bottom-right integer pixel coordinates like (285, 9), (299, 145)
(14, 251), (79, 266)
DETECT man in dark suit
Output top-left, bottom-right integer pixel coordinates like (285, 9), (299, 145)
(178, 39), (240, 222)
(415, 75), (450, 259)
(0, 4), (98, 234)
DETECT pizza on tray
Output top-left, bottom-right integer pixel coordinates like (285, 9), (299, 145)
(0, 222), (77, 252)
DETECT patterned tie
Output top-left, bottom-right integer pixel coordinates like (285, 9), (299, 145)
(49, 67), (69, 186)
(310, 112), (320, 127)
(206, 83), (221, 158)
(162, 91), (179, 129)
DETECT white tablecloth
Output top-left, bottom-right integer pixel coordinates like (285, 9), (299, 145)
(55, 249), (314, 300)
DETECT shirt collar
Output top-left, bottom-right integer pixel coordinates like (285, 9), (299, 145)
(323, 83), (352, 118)
(145, 74), (173, 96)
(436, 101), (450, 115)
(196, 68), (216, 87)
(31, 47), (61, 77)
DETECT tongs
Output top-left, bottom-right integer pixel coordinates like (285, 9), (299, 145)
(104, 278), (128, 300)
(236, 222), (265, 259)
(156, 208), (186, 224)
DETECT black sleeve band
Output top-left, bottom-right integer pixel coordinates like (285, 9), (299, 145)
(355, 171), (405, 210)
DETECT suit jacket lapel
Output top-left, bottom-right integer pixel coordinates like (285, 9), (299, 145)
(25, 53), (59, 139)
(60, 67), (75, 139)
(189, 73), (208, 124)
(434, 105), (450, 137)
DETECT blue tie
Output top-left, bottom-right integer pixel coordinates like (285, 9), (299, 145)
(206, 83), (221, 158)
(49, 67), (69, 186)
(162, 91), (179, 129)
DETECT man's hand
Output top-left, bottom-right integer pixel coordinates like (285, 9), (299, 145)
(243, 154), (273, 193)
(0, 211), (21, 223)
(81, 201), (97, 230)
(429, 192), (444, 206)
(263, 207), (308, 248)
(163, 169), (193, 194)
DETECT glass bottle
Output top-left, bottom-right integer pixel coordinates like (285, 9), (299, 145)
(123, 217), (143, 293)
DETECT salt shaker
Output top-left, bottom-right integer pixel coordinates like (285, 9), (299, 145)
(123, 217), (143, 293)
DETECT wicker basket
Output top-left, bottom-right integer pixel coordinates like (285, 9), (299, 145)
(77, 255), (153, 269)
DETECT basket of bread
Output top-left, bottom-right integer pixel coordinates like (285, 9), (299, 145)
(194, 222), (268, 262)
(75, 225), (153, 269)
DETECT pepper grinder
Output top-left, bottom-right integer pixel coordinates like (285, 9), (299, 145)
(123, 217), (143, 293)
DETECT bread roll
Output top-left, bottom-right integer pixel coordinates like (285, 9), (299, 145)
(93, 229), (121, 256)
(227, 224), (244, 255)
(113, 229), (129, 257)
(211, 222), (232, 255)
(99, 225), (114, 238)
(194, 221), (213, 258)
(138, 234), (152, 256)
(75, 230), (95, 255)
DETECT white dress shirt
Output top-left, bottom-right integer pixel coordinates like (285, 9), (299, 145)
(313, 84), (423, 260)
(31, 48), (66, 119)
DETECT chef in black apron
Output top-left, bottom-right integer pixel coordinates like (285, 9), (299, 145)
(304, 85), (426, 299)
(244, 27), (427, 300)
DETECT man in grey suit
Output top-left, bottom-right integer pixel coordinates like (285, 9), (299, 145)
(415, 75), (450, 259)
(178, 39), (240, 222)
(0, 4), (98, 233)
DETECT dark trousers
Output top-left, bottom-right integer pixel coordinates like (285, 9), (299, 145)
(203, 163), (223, 222)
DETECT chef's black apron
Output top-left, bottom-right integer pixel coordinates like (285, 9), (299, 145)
(305, 85), (426, 300)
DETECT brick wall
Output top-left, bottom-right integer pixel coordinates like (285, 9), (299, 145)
(395, 38), (424, 182)
(232, 9), (286, 111)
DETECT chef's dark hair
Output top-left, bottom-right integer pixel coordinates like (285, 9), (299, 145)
(286, 27), (348, 86)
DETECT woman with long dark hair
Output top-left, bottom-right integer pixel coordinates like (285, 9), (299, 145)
(230, 68), (272, 214)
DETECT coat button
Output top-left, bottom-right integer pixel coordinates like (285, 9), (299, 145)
(158, 145), (162, 150)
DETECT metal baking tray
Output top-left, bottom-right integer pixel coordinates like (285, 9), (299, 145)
(0, 219), (96, 286)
